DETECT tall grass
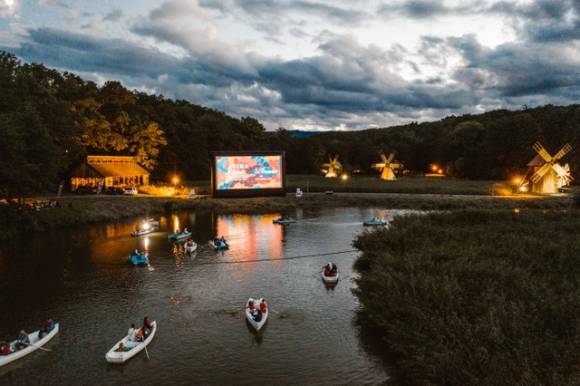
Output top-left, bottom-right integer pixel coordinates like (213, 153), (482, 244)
(353, 210), (580, 385)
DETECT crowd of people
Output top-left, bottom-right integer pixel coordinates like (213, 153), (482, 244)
(0, 319), (55, 356)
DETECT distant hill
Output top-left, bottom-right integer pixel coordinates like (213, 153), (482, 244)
(289, 130), (336, 139)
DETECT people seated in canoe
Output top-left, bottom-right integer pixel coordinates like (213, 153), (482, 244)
(186, 239), (194, 246)
(142, 316), (153, 337)
(15, 329), (30, 350)
(115, 342), (129, 352)
(0, 341), (11, 355)
(259, 300), (267, 313)
(39, 318), (55, 339)
(251, 308), (262, 322)
(127, 323), (137, 342)
(248, 300), (255, 312)
(135, 329), (145, 342)
(324, 262), (338, 276)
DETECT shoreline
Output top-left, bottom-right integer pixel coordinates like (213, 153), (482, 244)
(0, 193), (573, 240)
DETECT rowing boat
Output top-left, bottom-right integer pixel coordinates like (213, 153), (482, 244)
(0, 323), (59, 367)
(209, 240), (229, 250)
(245, 298), (268, 331)
(129, 253), (149, 266)
(272, 217), (297, 225)
(184, 241), (197, 253)
(105, 321), (157, 364)
(363, 218), (387, 226)
(321, 268), (339, 284)
(168, 230), (191, 241)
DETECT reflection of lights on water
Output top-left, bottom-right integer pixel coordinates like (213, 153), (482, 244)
(172, 215), (180, 233)
(144, 237), (150, 252)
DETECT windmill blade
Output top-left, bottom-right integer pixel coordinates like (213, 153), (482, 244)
(386, 153), (395, 163)
(552, 143), (572, 162)
(389, 163), (403, 169)
(380, 154), (388, 163)
(530, 162), (552, 183)
(372, 163), (385, 170)
(551, 163), (568, 177)
(532, 142), (552, 163)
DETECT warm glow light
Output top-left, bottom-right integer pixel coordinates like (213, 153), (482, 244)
(142, 222), (151, 230)
(340, 173), (349, 181)
(513, 208), (520, 214)
(173, 215), (180, 233)
(513, 177), (521, 184)
(172, 176), (179, 185)
(431, 164), (438, 171)
(519, 186), (527, 192)
(437, 169), (443, 174)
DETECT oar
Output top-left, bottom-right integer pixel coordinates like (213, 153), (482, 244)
(25, 342), (52, 352)
(144, 344), (150, 360)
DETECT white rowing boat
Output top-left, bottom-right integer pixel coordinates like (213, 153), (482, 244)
(0, 323), (59, 367)
(321, 269), (339, 284)
(105, 321), (157, 364)
(184, 241), (197, 253)
(245, 298), (268, 331)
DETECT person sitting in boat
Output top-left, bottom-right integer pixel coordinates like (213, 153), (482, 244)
(259, 300), (267, 314)
(135, 328), (145, 342)
(115, 342), (128, 352)
(324, 262), (337, 276)
(251, 308), (262, 322)
(142, 317), (153, 336)
(39, 319), (54, 338)
(127, 323), (137, 342)
(14, 330), (30, 350)
(248, 300), (255, 312)
(0, 341), (11, 355)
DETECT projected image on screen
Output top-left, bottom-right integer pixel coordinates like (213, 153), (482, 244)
(216, 155), (282, 190)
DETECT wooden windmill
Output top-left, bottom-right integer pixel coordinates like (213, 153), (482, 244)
(524, 142), (573, 193)
(321, 155), (342, 178)
(372, 153), (403, 180)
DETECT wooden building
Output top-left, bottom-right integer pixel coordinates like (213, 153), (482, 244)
(70, 156), (150, 191)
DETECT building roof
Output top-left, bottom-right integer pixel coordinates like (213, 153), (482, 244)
(527, 154), (545, 167)
(87, 156), (149, 177)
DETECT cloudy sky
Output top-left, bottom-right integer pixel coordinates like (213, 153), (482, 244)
(1, 0), (579, 130)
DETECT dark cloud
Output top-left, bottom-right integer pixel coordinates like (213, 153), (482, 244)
(103, 8), (123, 22)
(5, 0), (580, 131)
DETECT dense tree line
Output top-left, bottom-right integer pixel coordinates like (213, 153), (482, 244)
(1, 50), (579, 200)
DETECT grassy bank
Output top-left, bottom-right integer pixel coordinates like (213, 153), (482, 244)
(353, 210), (580, 385)
(0, 192), (573, 240)
(286, 175), (498, 195)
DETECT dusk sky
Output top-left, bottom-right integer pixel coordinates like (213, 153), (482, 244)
(1, 0), (579, 130)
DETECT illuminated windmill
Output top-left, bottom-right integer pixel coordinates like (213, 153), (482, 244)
(321, 155), (342, 178)
(523, 142), (573, 193)
(372, 153), (403, 180)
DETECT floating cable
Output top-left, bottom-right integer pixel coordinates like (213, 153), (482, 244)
(195, 249), (359, 265)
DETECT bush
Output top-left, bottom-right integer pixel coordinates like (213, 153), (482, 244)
(353, 210), (580, 385)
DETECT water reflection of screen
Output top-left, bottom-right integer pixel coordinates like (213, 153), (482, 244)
(216, 214), (283, 264)
(215, 156), (282, 190)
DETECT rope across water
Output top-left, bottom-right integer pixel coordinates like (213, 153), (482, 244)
(194, 249), (359, 265)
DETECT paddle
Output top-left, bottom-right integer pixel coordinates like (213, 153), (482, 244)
(144, 344), (150, 360)
(25, 342), (52, 352)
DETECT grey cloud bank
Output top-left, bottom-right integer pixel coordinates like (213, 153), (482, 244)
(3, 0), (580, 130)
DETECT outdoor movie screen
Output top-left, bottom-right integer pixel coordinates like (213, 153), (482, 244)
(213, 153), (284, 194)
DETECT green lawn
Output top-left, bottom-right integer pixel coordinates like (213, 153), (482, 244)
(286, 174), (500, 195)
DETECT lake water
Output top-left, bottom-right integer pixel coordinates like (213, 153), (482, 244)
(0, 207), (414, 385)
